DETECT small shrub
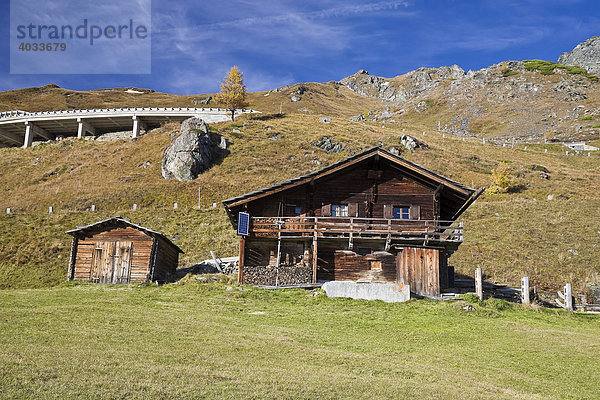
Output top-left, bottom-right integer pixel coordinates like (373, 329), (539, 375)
(592, 124), (600, 128)
(485, 298), (513, 311)
(488, 163), (521, 194)
(461, 293), (480, 303)
(502, 70), (518, 77)
(582, 116), (592, 121)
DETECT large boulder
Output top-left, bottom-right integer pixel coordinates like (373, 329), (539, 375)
(558, 37), (600, 75)
(161, 117), (228, 182)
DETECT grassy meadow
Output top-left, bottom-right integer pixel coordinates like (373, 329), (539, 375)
(0, 281), (599, 399)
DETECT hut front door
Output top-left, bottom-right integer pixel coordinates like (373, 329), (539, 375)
(395, 247), (440, 298)
(91, 241), (133, 284)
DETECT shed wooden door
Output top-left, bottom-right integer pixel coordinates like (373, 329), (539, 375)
(396, 248), (440, 297)
(90, 241), (133, 284)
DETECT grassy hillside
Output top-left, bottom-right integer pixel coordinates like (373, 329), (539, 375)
(0, 112), (599, 292)
(0, 282), (598, 399)
(0, 82), (381, 117)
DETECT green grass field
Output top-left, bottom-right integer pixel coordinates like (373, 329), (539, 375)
(0, 281), (598, 399)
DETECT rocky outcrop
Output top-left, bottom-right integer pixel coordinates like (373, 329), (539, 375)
(340, 69), (397, 101)
(161, 117), (228, 182)
(400, 134), (428, 152)
(559, 37), (600, 74)
(340, 65), (466, 103)
(313, 136), (344, 153)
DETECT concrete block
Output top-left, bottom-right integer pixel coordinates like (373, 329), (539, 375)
(322, 281), (410, 303)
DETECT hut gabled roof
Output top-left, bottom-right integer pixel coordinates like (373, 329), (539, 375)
(223, 146), (484, 221)
(66, 216), (184, 253)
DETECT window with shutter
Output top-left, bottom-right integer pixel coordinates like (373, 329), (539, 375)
(410, 205), (421, 219)
(348, 203), (359, 217)
(393, 206), (410, 219)
(331, 204), (348, 216)
(383, 204), (393, 219)
(321, 204), (332, 217)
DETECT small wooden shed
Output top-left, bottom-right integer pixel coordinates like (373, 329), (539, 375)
(66, 217), (183, 284)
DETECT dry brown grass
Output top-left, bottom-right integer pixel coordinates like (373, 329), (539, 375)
(0, 112), (599, 291)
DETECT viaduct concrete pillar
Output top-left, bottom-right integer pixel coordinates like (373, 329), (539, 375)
(23, 123), (33, 148)
(77, 118), (96, 139)
(23, 121), (53, 148)
(132, 115), (146, 138)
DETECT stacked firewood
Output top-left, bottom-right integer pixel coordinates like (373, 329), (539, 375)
(244, 263), (312, 286)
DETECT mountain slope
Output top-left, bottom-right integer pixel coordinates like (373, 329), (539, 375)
(340, 61), (600, 143)
(0, 113), (599, 294)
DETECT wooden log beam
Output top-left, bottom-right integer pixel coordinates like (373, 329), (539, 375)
(238, 236), (245, 284)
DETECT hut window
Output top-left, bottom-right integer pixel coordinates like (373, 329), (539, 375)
(294, 206), (302, 215)
(393, 206), (410, 219)
(331, 204), (348, 217)
(370, 260), (382, 271)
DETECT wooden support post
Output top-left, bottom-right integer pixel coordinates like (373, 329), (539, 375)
(312, 232), (318, 284)
(475, 267), (483, 300)
(67, 238), (78, 280)
(521, 277), (530, 304)
(238, 236), (245, 284)
(275, 234), (281, 287)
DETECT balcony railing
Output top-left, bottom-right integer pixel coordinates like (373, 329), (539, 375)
(250, 216), (463, 244)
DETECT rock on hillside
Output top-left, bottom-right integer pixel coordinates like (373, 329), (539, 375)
(559, 37), (600, 75)
(161, 117), (228, 182)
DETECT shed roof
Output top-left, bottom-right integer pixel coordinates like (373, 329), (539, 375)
(223, 146), (483, 220)
(66, 217), (184, 253)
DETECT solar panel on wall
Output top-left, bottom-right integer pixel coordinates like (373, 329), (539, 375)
(237, 212), (250, 236)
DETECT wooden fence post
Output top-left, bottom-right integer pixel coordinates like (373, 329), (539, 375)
(521, 277), (530, 304)
(556, 283), (574, 311)
(475, 267), (483, 300)
(565, 283), (573, 311)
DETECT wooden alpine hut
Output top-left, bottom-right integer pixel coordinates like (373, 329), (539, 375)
(66, 217), (183, 284)
(222, 147), (484, 298)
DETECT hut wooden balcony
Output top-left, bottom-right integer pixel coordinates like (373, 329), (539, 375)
(250, 216), (463, 246)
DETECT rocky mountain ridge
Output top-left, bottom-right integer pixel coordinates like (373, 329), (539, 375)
(339, 58), (600, 143)
(559, 36), (600, 75)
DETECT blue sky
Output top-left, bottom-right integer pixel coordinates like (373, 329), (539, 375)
(1, 0), (600, 95)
